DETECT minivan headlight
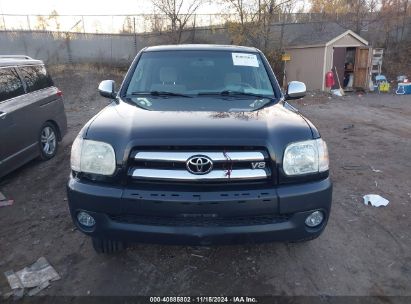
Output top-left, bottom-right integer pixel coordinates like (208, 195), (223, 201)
(283, 138), (329, 176)
(70, 137), (116, 175)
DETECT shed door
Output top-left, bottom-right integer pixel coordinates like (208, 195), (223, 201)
(354, 47), (370, 89)
(332, 48), (346, 90)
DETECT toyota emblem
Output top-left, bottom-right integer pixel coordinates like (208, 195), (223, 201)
(186, 155), (213, 175)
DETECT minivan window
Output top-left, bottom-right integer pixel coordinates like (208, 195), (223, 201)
(18, 65), (54, 92)
(0, 67), (25, 102)
(126, 51), (275, 98)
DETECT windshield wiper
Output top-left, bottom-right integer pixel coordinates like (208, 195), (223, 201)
(198, 91), (273, 99)
(131, 91), (192, 98)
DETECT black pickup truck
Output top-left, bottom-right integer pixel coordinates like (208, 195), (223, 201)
(67, 45), (332, 253)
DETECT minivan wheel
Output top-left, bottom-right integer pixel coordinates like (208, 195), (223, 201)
(39, 123), (58, 160)
(92, 237), (126, 254)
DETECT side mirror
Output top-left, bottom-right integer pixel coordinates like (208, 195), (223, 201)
(98, 80), (116, 99)
(285, 81), (306, 100)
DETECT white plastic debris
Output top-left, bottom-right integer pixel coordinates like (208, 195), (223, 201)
(4, 271), (23, 289)
(363, 194), (389, 207)
(371, 166), (382, 173)
(4, 257), (60, 297)
(331, 89), (343, 97)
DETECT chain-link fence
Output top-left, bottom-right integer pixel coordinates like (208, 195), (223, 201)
(0, 14), (237, 33)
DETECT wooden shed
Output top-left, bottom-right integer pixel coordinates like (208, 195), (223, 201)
(284, 28), (371, 91)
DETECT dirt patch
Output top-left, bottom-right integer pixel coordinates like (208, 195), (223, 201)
(0, 67), (410, 296)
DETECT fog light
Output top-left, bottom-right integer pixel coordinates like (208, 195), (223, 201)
(305, 211), (324, 228)
(77, 211), (96, 227)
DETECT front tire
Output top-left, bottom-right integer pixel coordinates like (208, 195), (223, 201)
(92, 237), (127, 254)
(39, 122), (58, 160)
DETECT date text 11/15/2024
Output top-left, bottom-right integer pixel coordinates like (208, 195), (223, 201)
(149, 296), (258, 303)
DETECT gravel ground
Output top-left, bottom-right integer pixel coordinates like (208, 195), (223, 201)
(0, 66), (410, 297)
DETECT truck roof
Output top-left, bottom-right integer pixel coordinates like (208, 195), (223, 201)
(0, 55), (43, 67)
(144, 44), (260, 53)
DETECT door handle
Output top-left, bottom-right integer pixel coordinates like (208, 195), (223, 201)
(0, 112), (7, 119)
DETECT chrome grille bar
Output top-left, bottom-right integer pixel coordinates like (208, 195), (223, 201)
(134, 151), (265, 162)
(131, 169), (268, 181)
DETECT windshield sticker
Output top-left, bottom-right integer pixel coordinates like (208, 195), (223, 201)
(232, 53), (259, 67)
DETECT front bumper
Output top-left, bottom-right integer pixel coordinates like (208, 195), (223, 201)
(67, 176), (332, 245)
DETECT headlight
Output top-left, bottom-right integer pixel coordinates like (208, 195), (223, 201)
(70, 137), (116, 175)
(283, 138), (329, 176)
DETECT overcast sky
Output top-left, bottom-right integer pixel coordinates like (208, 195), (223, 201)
(0, 0), (308, 15)
(0, 0), (308, 33)
(0, 0), (224, 15)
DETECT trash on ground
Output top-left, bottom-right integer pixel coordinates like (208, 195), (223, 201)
(27, 281), (50, 296)
(331, 89), (343, 97)
(4, 270), (23, 289)
(0, 191), (14, 207)
(343, 124), (354, 130)
(363, 194), (389, 207)
(342, 165), (369, 170)
(4, 257), (60, 296)
(371, 167), (382, 173)
(0, 200), (14, 207)
(191, 253), (205, 259)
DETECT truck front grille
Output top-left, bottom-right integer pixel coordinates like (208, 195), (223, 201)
(128, 148), (272, 183)
(109, 214), (288, 227)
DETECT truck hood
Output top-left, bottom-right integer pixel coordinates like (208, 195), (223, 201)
(85, 99), (315, 164)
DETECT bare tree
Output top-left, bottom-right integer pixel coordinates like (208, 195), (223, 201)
(309, 0), (348, 14)
(48, 10), (61, 32)
(34, 10), (61, 32)
(147, 13), (166, 33)
(309, 0), (381, 33)
(222, 0), (295, 51)
(121, 16), (134, 33)
(35, 16), (49, 31)
(344, 0), (379, 33)
(221, 0), (296, 84)
(151, 0), (203, 43)
(92, 20), (103, 33)
(379, 0), (410, 45)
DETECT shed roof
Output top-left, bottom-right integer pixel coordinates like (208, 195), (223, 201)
(283, 22), (368, 48)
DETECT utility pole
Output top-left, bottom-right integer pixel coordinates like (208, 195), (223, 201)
(133, 17), (137, 54)
(192, 14), (196, 42)
(0, 0), (6, 30)
(27, 15), (31, 31)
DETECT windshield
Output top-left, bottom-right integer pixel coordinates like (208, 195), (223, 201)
(124, 50), (276, 111)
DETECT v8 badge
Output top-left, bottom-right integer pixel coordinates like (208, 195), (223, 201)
(251, 162), (266, 169)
